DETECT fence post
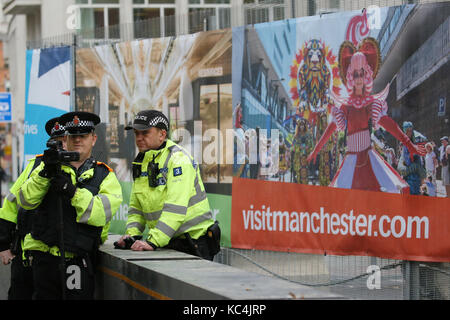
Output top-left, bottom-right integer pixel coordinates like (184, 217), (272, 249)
(402, 260), (420, 300)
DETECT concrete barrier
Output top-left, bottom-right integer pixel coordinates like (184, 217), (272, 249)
(0, 263), (10, 300)
(95, 235), (343, 300)
(0, 235), (343, 300)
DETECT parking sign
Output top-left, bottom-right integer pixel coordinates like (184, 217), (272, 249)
(0, 92), (11, 122)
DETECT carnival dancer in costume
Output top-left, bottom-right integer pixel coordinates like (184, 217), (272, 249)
(278, 136), (289, 182)
(292, 118), (313, 184)
(295, 39), (338, 186)
(316, 112), (338, 186)
(397, 121), (426, 195)
(307, 38), (426, 193)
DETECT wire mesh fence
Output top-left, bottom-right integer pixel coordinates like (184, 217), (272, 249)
(214, 248), (450, 300)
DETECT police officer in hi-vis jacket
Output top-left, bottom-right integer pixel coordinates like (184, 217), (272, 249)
(115, 110), (220, 261)
(15, 111), (122, 300)
(0, 117), (66, 300)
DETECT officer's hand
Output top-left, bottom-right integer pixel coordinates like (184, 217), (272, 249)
(38, 149), (60, 178)
(52, 174), (76, 199)
(115, 235), (132, 249)
(131, 240), (154, 251)
(43, 148), (59, 166)
(0, 249), (15, 265)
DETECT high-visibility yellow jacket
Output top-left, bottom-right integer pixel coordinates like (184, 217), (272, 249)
(0, 157), (39, 252)
(126, 139), (214, 248)
(0, 157), (38, 224)
(15, 159), (123, 257)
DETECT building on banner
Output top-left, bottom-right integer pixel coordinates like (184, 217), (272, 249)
(375, 4), (450, 177)
(75, 31), (233, 243)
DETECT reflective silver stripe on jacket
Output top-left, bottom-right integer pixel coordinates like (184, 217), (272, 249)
(174, 211), (213, 238)
(129, 207), (162, 221)
(155, 220), (176, 238)
(155, 211), (213, 239)
(6, 192), (16, 203)
(79, 194), (112, 224)
(188, 175), (207, 207)
(126, 222), (145, 233)
(162, 203), (187, 215)
(18, 189), (38, 209)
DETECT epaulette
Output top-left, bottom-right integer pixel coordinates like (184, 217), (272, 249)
(96, 161), (114, 172)
(35, 154), (44, 158)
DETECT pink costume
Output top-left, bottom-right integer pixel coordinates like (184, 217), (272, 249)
(308, 38), (425, 193)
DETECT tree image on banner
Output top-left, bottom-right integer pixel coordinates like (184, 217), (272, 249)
(289, 39), (341, 186)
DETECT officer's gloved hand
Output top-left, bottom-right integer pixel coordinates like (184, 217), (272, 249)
(39, 149), (59, 178)
(52, 174), (76, 199)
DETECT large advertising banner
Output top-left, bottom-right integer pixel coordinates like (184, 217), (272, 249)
(232, 177), (450, 262)
(68, 2), (449, 257)
(231, 2), (450, 261)
(24, 47), (72, 165)
(75, 30), (233, 245)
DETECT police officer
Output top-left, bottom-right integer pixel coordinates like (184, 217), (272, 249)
(0, 117), (66, 300)
(116, 110), (220, 261)
(15, 111), (123, 300)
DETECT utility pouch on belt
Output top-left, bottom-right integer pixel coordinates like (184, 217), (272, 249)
(206, 221), (221, 256)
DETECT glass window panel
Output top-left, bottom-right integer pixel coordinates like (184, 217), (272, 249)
(329, 0), (340, 9)
(76, 0), (88, 4)
(189, 0), (201, 4)
(205, 0), (230, 3)
(189, 8), (215, 33)
(149, 0), (175, 3)
(259, 0), (284, 3)
(199, 84), (219, 183)
(92, 0), (119, 3)
(273, 6), (285, 21)
(245, 7), (269, 24)
(108, 8), (120, 38)
(80, 8), (105, 39)
(219, 83), (233, 183)
(164, 8), (176, 37)
(133, 8), (161, 38)
(218, 8), (230, 29)
(133, 0), (145, 3)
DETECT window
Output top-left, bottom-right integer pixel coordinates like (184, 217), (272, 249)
(77, 1), (120, 39)
(199, 83), (233, 184)
(133, 1), (176, 38)
(246, 7), (269, 24)
(189, 0), (231, 32)
(134, 8), (161, 38)
(92, 0), (119, 3)
(244, 0), (286, 25)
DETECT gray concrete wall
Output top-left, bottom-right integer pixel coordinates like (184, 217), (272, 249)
(0, 235), (343, 300)
(95, 235), (343, 300)
(0, 263), (10, 300)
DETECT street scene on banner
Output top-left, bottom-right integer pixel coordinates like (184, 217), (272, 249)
(231, 3), (450, 261)
(74, 31), (232, 236)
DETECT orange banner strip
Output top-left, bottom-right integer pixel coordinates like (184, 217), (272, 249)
(231, 177), (450, 262)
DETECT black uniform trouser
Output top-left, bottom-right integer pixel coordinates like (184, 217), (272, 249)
(8, 248), (33, 300)
(166, 234), (217, 261)
(30, 250), (95, 300)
